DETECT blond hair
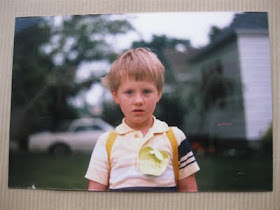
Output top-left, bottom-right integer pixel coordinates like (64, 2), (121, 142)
(102, 48), (165, 92)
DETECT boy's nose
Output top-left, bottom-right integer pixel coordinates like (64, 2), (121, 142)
(134, 93), (143, 105)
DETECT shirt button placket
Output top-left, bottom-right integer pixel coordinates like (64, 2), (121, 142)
(134, 132), (141, 169)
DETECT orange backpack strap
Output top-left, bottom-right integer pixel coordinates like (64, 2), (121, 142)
(166, 127), (179, 186)
(106, 131), (117, 189)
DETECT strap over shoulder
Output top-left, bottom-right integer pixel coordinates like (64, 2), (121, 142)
(106, 131), (117, 189)
(105, 127), (179, 188)
(166, 127), (179, 185)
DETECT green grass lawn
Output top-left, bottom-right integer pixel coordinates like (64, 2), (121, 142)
(9, 152), (90, 190)
(195, 155), (272, 191)
(8, 152), (272, 191)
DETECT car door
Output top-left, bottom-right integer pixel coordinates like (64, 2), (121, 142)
(70, 124), (105, 152)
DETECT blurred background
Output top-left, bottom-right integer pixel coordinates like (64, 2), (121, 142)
(9, 12), (272, 191)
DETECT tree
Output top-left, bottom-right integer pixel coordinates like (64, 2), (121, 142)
(40, 15), (134, 127)
(11, 17), (55, 149)
(11, 15), (134, 149)
(209, 26), (222, 42)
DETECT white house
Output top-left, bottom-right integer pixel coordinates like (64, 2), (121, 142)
(183, 12), (272, 141)
(236, 28), (272, 140)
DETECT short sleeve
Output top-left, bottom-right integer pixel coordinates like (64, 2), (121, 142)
(171, 127), (200, 180)
(85, 132), (110, 186)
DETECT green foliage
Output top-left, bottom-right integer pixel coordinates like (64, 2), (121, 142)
(132, 34), (191, 50)
(11, 15), (134, 149)
(47, 15), (133, 66)
(260, 124), (272, 157)
(12, 18), (52, 107)
(102, 101), (123, 127)
(209, 25), (223, 42)
(201, 73), (234, 110)
(11, 18), (56, 148)
(261, 123), (272, 143)
(154, 94), (185, 128)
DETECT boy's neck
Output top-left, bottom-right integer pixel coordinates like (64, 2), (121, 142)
(124, 117), (154, 137)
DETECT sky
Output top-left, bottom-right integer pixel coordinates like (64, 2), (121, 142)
(115, 12), (237, 49)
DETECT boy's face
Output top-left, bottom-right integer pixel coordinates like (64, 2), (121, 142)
(112, 77), (162, 130)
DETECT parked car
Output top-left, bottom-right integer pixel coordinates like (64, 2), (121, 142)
(28, 118), (114, 155)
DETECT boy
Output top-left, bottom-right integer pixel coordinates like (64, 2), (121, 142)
(85, 48), (200, 192)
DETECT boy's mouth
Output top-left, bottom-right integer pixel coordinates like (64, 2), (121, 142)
(133, 109), (144, 113)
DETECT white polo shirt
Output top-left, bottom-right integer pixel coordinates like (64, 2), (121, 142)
(85, 117), (200, 191)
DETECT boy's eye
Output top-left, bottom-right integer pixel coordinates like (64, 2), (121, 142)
(143, 89), (152, 94)
(125, 90), (133, 95)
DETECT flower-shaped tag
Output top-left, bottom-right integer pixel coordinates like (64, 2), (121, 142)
(138, 147), (169, 176)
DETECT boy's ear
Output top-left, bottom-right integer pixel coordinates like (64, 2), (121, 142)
(111, 91), (119, 104)
(157, 91), (162, 102)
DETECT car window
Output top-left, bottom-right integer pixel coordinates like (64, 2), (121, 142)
(74, 125), (103, 132)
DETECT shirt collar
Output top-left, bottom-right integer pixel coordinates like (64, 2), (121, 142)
(115, 116), (169, 135)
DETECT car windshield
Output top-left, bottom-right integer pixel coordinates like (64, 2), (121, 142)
(74, 125), (103, 132)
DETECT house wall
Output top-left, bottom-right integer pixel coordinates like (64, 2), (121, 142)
(236, 30), (272, 140)
(184, 40), (247, 140)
